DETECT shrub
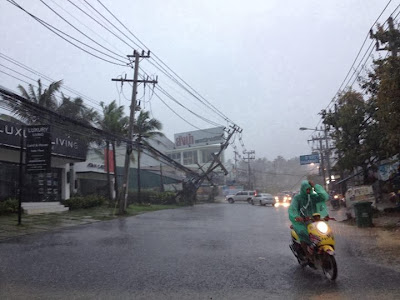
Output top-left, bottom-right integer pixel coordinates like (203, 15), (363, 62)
(65, 195), (106, 210)
(127, 190), (177, 205)
(0, 198), (19, 215)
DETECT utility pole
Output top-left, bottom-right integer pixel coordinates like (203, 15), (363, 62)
(323, 125), (332, 184)
(160, 163), (165, 192)
(243, 150), (255, 190)
(112, 50), (157, 214)
(308, 134), (329, 189)
(233, 149), (240, 182)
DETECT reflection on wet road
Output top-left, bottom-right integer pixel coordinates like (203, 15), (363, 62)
(0, 203), (399, 299)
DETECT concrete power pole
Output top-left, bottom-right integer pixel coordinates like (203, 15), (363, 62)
(243, 150), (255, 190)
(308, 133), (331, 190)
(112, 50), (157, 214)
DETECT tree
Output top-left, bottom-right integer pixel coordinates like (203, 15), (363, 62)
(133, 110), (164, 203)
(96, 100), (129, 204)
(1, 79), (61, 124)
(364, 57), (400, 157)
(322, 90), (375, 183)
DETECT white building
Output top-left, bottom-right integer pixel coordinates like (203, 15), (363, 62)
(166, 126), (227, 184)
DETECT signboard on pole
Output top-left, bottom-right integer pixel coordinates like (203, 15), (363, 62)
(26, 125), (52, 173)
(300, 154), (320, 165)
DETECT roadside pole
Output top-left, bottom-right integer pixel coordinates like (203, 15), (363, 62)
(18, 126), (24, 225)
(112, 50), (157, 213)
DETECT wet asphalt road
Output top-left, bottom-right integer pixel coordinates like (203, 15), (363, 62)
(0, 203), (399, 299)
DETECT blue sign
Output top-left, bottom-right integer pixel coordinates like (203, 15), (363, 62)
(300, 154), (320, 165)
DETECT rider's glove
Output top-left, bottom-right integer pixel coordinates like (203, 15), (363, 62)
(295, 217), (304, 222)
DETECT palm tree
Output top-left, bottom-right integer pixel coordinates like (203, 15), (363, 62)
(1, 79), (62, 124)
(96, 100), (129, 203)
(57, 95), (98, 126)
(134, 110), (164, 203)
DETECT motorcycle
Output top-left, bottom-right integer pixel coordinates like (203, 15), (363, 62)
(289, 213), (338, 280)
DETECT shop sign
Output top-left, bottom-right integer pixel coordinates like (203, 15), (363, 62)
(0, 120), (87, 160)
(26, 125), (52, 173)
(174, 126), (225, 149)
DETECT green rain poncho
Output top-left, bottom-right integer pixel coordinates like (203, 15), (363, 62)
(288, 180), (329, 244)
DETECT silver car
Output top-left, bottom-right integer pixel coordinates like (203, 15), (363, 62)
(254, 193), (275, 206)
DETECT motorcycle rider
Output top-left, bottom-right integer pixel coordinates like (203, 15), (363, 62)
(288, 180), (330, 261)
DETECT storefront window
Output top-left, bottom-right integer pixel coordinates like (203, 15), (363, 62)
(0, 162), (61, 202)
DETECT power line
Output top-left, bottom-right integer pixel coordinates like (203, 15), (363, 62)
(0, 63), (103, 114)
(153, 91), (216, 132)
(65, 0), (139, 51)
(155, 85), (224, 128)
(312, 1), (400, 131)
(39, 0), (128, 62)
(6, 0), (128, 67)
(47, 0), (127, 57)
(94, 0), (239, 127)
(0, 52), (104, 109)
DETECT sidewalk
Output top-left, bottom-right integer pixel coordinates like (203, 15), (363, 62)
(330, 202), (400, 273)
(0, 206), (115, 241)
(0, 204), (182, 242)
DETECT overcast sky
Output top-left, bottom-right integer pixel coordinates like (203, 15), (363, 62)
(0, 0), (395, 160)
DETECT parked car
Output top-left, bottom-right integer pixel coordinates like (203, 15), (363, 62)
(254, 193), (275, 206)
(226, 191), (257, 204)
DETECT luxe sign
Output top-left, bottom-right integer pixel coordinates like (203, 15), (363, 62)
(25, 125), (52, 173)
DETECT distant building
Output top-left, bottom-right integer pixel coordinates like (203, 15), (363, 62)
(166, 126), (227, 185)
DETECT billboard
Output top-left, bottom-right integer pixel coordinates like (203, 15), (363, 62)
(174, 126), (225, 149)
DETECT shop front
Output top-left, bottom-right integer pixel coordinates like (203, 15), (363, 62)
(0, 120), (87, 202)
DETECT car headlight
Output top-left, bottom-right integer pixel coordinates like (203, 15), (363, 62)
(316, 221), (328, 234)
(288, 197), (292, 200)
(275, 197), (279, 201)
(334, 195), (339, 199)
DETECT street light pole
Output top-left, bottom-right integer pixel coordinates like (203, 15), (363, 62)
(300, 126), (332, 190)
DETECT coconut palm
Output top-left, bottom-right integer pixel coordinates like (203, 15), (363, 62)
(133, 110), (164, 203)
(96, 100), (129, 203)
(1, 79), (62, 124)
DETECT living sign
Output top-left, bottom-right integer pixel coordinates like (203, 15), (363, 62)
(0, 120), (87, 160)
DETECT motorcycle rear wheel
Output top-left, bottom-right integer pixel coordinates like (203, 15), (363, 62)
(322, 254), (337, 280)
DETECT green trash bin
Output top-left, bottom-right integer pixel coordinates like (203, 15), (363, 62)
(353, 201), (373, 228)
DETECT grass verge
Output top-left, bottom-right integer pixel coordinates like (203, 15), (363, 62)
(126, 204), (184, 215)
(0, 204), (185, 240)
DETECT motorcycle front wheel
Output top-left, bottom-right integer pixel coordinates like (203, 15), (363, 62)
(322, 254), (338, 280)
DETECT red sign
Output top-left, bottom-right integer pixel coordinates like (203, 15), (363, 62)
(104, 148), (115, 173)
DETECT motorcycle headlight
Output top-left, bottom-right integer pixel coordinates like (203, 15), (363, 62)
(334, 195), (339, 199)
(316, 221), (328, 234)
(275, 197), (279, 201)
(284, 197), (287, 201)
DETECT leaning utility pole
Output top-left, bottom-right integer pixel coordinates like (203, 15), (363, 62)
(112, 50), (157, 214)
(243, 150), (255, 190)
